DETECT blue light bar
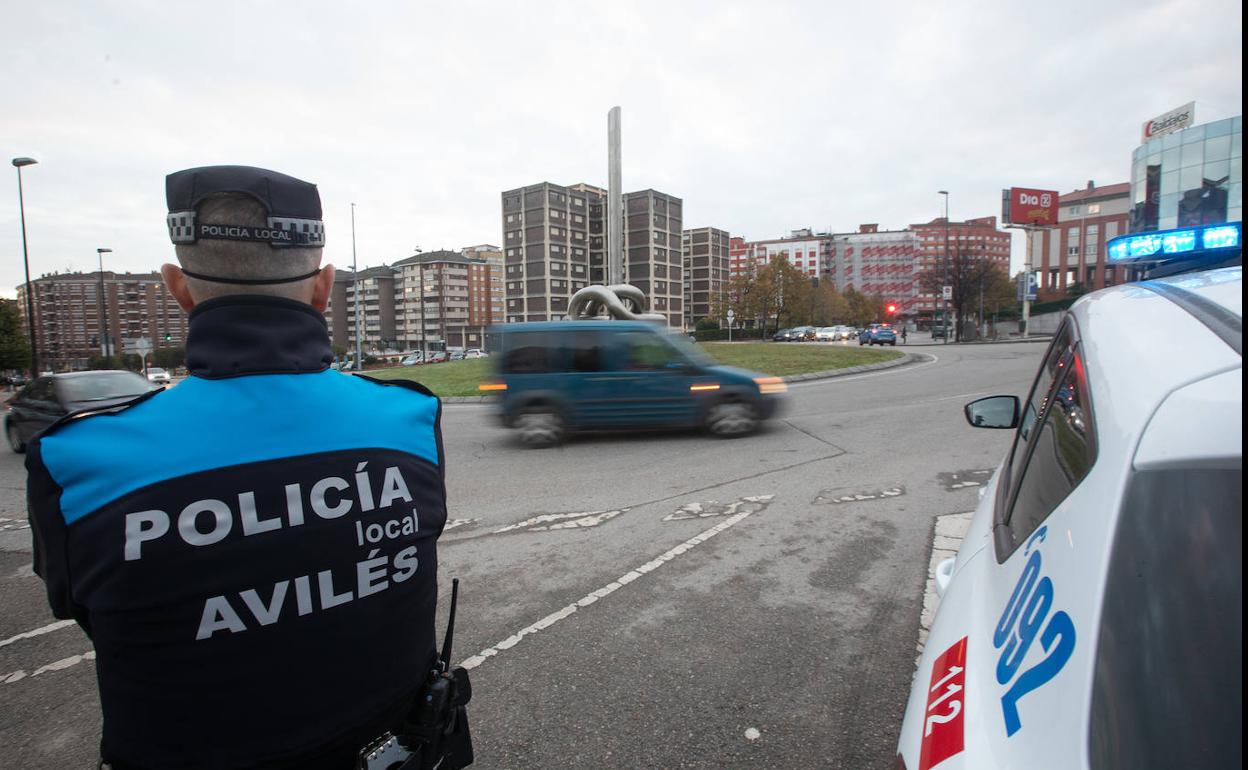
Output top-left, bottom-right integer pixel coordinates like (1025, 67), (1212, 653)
(1107, 221), (1242, 263)
(1202, 225), (1240, 250)
(1161, 230), (1197, 254)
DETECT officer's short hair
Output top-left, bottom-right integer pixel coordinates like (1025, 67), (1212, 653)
(175, 193), (322, 300)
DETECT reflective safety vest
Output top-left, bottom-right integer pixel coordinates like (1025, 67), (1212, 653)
(27, 295), (447, 769)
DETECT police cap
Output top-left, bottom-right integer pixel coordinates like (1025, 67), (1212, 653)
(166, 165), (325, 249)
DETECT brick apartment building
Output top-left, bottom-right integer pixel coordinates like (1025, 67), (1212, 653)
(461, 244), (505, 324)
(682, 227), (730, 326)
(500, 182), (684, 327)
(728, 229), (831, 279)
(324, 251), (497, 354)
(16, 271), (187, 371)
(1025, 182), (1131, 300)
(909, 216), (1012, 318)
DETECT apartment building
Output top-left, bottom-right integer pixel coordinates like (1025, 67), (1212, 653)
(324, 269), (355, 352)
(728, 229), (831, 279)
(391, 251), (493, 350)
(1026, 182), (1131, 299)
(682, 227), (730, 326)
(828, 225), (922, 311)
(500, 182), (601, 323)
(623, 189), (684, 327)
(909, 216), (1011, 317)
(460, 244), (505, 324)
(500, 182), (683, 327)
(16, 271), (187, 371)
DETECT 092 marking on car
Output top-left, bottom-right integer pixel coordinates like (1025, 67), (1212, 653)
(992, 525), (1077, 736)
(918, 635), (968, 770)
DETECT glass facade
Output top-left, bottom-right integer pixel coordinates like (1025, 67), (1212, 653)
(1130, 115), (1242, 232)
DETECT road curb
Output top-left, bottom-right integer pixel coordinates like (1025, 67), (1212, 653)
(780, 352), (928, 383)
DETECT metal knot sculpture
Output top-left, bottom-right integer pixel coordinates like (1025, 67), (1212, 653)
(566, 284), (665, 322)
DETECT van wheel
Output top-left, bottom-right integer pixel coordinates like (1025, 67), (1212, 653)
(516, 407), (564, 448)
(7, 423), (26, 454)
(706, 401), (758, 438)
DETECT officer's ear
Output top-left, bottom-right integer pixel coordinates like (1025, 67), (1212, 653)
(161, 264), (196, 312)
(311, 264), (335, 313)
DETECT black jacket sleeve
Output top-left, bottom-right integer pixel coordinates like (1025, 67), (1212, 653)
(25, 438), (91, 636)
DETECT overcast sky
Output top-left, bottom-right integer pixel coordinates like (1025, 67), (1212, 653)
(2, 0), (1242, 298)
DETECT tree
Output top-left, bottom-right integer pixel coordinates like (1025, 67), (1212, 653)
(0, 299), (32, 372)
(152, 347), (186, 369)
(918, 245), (1010, 342)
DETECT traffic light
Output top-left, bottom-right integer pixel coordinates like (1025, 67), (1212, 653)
(164, 333), (172, 342)
(886, 303), (898, 315)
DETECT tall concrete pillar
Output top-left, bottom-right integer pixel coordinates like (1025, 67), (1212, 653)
(608, 106), (623, 286)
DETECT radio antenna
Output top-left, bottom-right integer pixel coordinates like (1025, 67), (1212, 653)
(438, 578), (459, 673)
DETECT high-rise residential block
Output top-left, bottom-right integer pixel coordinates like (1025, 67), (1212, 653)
(500, 182), (683, 327)
(682, 227), (729, 326)
(16, 271), (187, 371)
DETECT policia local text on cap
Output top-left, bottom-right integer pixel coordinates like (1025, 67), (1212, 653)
(25, 166), (472, 770)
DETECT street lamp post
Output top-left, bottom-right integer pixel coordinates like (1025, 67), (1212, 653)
(350, 203), (362, 370)
(97, 248), (113, 361)
(12, 157), (39, 374)
(938, 190), (950, 344)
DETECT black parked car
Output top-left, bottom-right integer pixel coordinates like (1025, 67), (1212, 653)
(5, 371), (158, 452)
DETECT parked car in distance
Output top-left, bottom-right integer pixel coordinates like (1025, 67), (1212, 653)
(425, 351), (449, 364)
(146, 367), (171, 384)
(464, 349), (487, 359)
(400, 353), (424, 366)
(6, 371), (158, 452)
(773, 328), (795, 342)
(814, 327), (837, 341)
(488, 320), (788, 447)
(930, 324), (947, 339)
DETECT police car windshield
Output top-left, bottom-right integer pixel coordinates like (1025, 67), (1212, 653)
(57, 372), (155, 402)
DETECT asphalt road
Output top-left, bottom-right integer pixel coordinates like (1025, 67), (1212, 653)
(0, 342), (1045, 769)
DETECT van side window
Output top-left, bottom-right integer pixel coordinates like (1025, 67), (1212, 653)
(618, 333), (679, 371)
(568, 331), (602, 373)
(503, 333), (556, 374)
(1005, 345), (1097, 550)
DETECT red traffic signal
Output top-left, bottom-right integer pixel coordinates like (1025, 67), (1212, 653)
(886, 303), (898, 315)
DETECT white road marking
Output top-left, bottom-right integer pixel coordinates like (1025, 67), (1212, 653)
(1, 650), (95, 685)
(744, 727), (761, 741)
(916, 511), (975, 664)
(443, 518), (478, 532)
(0, 516), (31, 532)
(662, 495), (773, 522)
(460, 498), (771, 671)
(814, 487), (904, 505)
(0, 619), (77, 649)
(493, 509), (627, 533)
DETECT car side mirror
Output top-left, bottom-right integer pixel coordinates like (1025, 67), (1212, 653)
(964, 395), (1020, 429)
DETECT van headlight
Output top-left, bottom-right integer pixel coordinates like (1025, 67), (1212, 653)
(754, 377), (787, 395)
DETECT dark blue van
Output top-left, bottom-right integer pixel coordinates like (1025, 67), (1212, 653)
(486, 321), (787, 447)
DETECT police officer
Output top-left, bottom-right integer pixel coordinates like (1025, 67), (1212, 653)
(26, 166), (460, 769)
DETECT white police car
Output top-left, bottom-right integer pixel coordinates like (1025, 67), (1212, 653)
(897, 255), (1241, 767)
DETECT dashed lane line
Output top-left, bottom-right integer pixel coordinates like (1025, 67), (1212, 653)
(0, 619), (77, 649)
(1, 650), (96, 685)
(460, 495), (775, 671)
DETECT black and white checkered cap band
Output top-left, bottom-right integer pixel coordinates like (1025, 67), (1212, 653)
(166, 211), (325, 248)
